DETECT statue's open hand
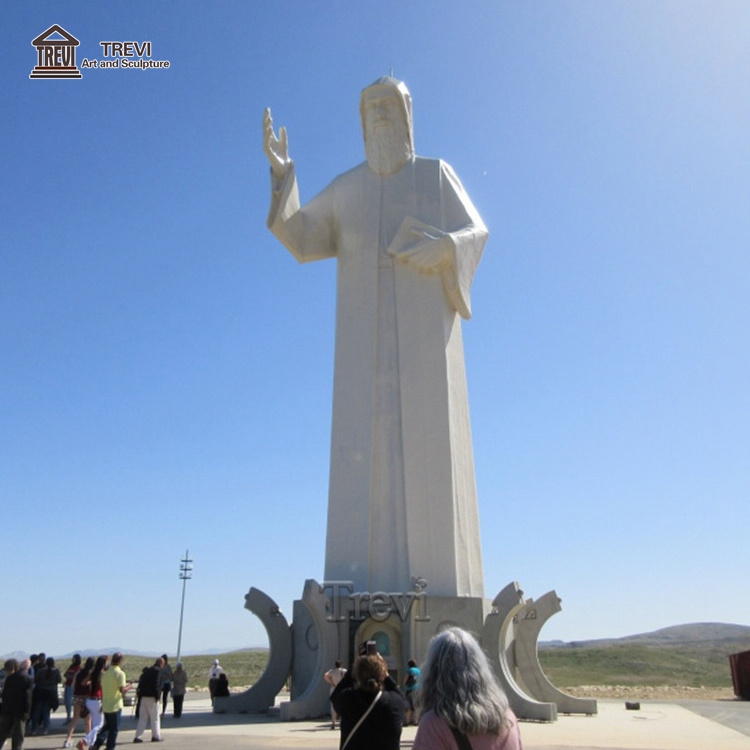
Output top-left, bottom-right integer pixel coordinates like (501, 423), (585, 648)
(263, 108), (291, 179)
(389, 224), (451, 273)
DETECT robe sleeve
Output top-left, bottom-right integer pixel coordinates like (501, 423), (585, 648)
(438, 161), (488, 320)
(267, 163), (337, 263)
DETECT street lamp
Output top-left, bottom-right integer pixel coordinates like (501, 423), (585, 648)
(176, 550), (193, 663)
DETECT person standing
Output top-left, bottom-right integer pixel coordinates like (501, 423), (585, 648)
(413, 628), (523, 750)
(207, 660), (223, 706)
(323, 661), (347, 730)
(403, 658), (421, 726)
(26, 656), (37, 683)
(213, 673), (229, 698)
(331, 652), (408, 750)
(92, 653), (131, 750)
(26, 654), (41, 729)
(157, 656), (173, 718)
(63, 657), (94, 749)
(133, 658), (162, 743)
(29, 656), (61, 735)
(62, 656), (82, 726)
(171, 664), (187, 719)
(0, 659), (34, 750)
(77, 655), (107, 750)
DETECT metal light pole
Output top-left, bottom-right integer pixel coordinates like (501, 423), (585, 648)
(176, 550), (193, 663)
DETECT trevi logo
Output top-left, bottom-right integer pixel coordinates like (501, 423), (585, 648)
(30, 25), (171, 79)
(30, 24), (83, 79)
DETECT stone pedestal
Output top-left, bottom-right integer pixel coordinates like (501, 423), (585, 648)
(219, 580), (597, 722)
(279, 580), (489, 720)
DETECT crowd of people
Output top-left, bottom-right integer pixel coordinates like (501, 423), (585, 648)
(0, 652), (226, 750)
(1, 628), (523, 750)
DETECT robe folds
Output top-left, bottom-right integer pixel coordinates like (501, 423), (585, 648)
(268, 156), (488, 598)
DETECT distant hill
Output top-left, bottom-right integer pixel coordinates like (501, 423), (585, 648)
(1, 651), (28, 662)
(5, 623), (748, 663)
(540, 622), (750, 651)
(537, 623), (750, 689)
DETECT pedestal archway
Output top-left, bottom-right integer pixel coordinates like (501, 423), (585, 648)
(354, 617), (403, 682)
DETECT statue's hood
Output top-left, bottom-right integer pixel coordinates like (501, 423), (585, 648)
(359, 76), (414, 155)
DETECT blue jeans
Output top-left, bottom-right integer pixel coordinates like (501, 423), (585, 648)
(64, 684), (75, 720)
(29, 693), (51, 733)
(94, 710), (121, 750)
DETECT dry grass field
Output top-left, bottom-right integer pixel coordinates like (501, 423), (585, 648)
(107, 650), (270, 691)
(63, 624), (747, 701)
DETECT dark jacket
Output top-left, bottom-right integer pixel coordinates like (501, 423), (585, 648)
(137, 666), (160, 699)
(1, 672), (34, 719)
(214, 676), (230, 698)
(34, 666), (62, 698)
(331, 671), (408, 750)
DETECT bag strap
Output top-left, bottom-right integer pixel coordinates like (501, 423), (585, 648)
(449, 725), (474, 750)
(341, 690), (382, 750)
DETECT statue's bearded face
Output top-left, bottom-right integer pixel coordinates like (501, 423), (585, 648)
(362, 90), (412, 175)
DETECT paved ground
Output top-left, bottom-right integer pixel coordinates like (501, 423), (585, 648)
(673, 699), (750, 740)
(19, 694), (750, 750)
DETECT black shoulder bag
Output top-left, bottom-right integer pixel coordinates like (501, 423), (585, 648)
(449, 725), (473, 750)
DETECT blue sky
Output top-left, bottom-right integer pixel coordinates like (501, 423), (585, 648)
(2, 1), (749, 657)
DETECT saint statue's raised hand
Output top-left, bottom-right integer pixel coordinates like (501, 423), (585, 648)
(263, 108), (291, 180)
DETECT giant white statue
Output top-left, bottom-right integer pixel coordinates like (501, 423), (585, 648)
(264, 77), (488, 598)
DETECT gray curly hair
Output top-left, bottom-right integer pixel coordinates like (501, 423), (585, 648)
(418, 627), (510, 735)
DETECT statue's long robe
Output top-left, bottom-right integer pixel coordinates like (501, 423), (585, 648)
(268, 156), (488, 597)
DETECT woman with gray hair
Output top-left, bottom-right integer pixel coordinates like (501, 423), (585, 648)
(413, 627), (523, 750)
